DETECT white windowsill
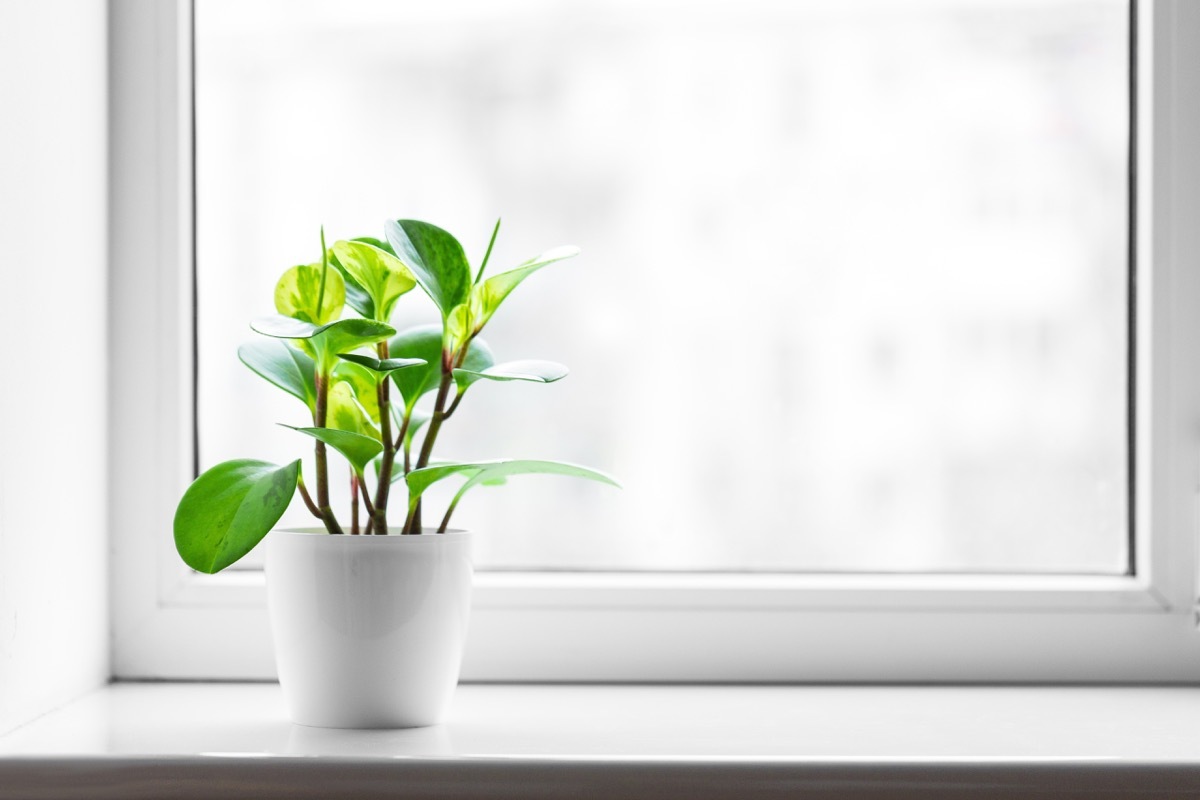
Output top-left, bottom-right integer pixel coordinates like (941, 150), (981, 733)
(2, 683), (1200, 798)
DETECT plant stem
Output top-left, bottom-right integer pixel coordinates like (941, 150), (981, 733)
(358, 476), (377, 517)
(403, 364), (455, 534)
(437, 484), (470, 534)
(415, 368), (454, 468)
(372, 341), (396, 533)
(314, 372), (343, 534)
(296, 475), (322, 520)
(350, 473), (360, 535)
(444, 388), (466, 419)
(398, 406), (416, 475)
(393, 405), (412, 455)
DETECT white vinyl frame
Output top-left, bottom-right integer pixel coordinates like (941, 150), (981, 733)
(110, 0), (1200, 682)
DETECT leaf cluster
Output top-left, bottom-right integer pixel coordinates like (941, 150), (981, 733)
(174, 219), (617, 573)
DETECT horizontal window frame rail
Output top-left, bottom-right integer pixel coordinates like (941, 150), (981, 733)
(163, 569), (1168, 612)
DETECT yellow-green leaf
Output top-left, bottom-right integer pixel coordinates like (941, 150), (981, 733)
(274, 262), (345, 325)
(328, 380), (381, 441)
(332, 360), (381, 425)
(474, 245), (579, 329)
(330, 240), (416, 323)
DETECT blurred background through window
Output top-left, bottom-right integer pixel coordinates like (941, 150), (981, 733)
(196, 0), (1130, 573)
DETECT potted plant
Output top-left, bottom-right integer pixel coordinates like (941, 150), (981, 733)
(173, 218), (618, 728)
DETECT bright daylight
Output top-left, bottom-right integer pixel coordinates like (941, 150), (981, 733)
(197, 0), (1129, 573)
(10, 1), (1200, 799)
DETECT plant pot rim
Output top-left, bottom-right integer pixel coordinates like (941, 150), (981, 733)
(274, 527), (469, 539)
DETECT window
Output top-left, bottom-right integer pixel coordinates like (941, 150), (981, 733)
(110, 0), (1200, 682)
(197, 0), (1130, 575)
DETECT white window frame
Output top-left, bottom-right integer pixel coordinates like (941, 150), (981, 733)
(110, 0), (1200, 682)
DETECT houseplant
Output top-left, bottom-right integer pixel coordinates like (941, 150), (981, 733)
(173, 218), (617, 728)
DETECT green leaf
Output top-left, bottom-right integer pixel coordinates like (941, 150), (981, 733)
(332, 360), (382, 425)
(444, 300), (476, 355)
(173, 459), (299, 574)
(355, 236), (396, 255)
(384, 219), (472, 318)
(473, 245), (579, 329)
(331, 240), (417, 323)
(386, 325), (442, 407)
(252, 317), (396, 372)
(406, 458), (620, 506)
(251, 316), (393, 346)
(453, 359), (568, 391)
(387, 324), (494, 409)
(331, 237), (401, 319)
(329, 256), (373, 320)
(238, 339), (317, 413)
(337, 352), (427, 378)
(281, 425), (382, 475)
(310, 319), (396, 364)
(328, 380), (381, 439)
(250, 314), (318, 339)
(274, 262), (345, 325)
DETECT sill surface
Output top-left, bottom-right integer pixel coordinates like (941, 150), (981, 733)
(3, 683), (1200, 798)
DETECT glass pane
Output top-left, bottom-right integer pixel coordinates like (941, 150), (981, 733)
(195, 0), (1130, 573)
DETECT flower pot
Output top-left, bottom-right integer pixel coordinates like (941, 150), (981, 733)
(265, 528), (473, 729)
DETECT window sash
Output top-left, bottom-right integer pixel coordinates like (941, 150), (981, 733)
(110, 0), (1200, 681)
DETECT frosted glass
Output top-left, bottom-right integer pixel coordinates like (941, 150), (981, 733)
(196, 0), (1130, 573)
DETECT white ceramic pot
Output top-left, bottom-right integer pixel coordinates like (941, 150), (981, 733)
(265, 528), (473, 729)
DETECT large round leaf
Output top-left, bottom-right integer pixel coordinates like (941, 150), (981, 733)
(387, 324), (494, 409)
(174, 459), (300, 574)
(238, 339), (317, 413)
(274, 262), (345, 325)
(384, 219), (472, 319)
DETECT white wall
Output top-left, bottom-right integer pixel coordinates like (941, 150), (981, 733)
(0, 0), (110, 734)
